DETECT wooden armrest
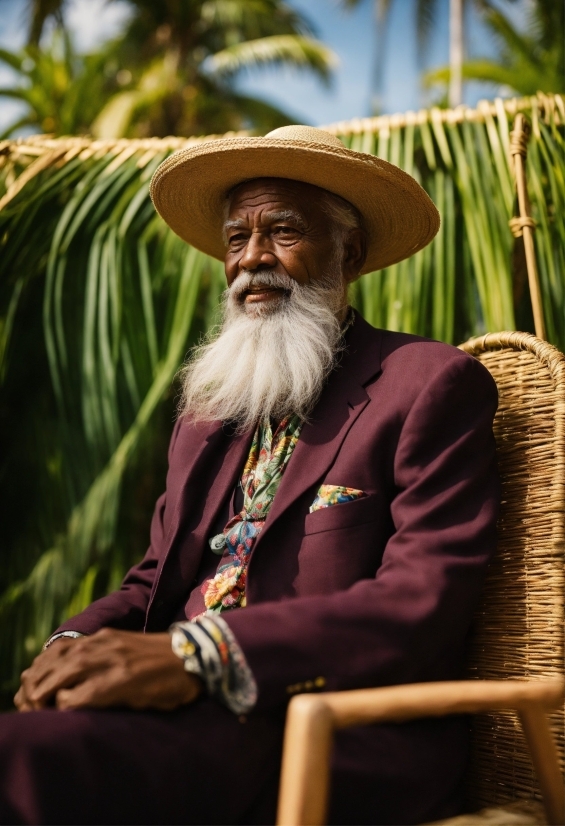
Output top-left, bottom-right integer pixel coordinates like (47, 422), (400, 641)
(317, 678), (564, 727)
(276, 679), (564, 826)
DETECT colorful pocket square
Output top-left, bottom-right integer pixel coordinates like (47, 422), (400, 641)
(309, 484), (367, 513)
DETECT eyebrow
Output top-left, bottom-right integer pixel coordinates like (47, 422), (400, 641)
(222, 209), (307, 242)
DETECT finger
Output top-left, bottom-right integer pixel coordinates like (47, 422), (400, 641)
(17, 640), (76, 704)
(27, 661), (102, 709)
(13, 686), (29, 711)
(25, 638), (76, 683)
(58, 678), (185, 712)
(18, 671), (56, 710)
(13, 686), (40, 712)
(56, 673), (120, 710)
(14, 672), (47, 711)
(26, 636), (115, 708)
(15, 700), (35, 712)
(14, 683), (24, 706)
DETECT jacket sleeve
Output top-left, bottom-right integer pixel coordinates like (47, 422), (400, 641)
(223, 354), (500, 710)
(52, 419), (182, 637)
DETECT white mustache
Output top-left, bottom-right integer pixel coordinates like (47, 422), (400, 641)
(229, 270), (296, 302)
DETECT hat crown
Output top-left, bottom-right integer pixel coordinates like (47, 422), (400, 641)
(265, 125), (344, 150)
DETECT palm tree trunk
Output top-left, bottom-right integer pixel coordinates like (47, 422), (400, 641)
(448, 0), (463, 107)
(370, 0), (391, 115)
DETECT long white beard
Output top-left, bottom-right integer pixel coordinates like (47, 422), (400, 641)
(178, 268), (347, 431)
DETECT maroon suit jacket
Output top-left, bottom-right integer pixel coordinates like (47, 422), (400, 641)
(57, 311), (499, 823)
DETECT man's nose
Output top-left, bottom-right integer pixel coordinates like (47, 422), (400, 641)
(239, 231), (277, 272)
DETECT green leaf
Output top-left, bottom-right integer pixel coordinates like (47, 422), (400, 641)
(208, 35), (338, 85)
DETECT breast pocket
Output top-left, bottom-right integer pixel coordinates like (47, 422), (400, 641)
(303, 492), (379, 536)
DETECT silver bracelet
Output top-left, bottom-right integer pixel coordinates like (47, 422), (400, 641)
(43, 631), (84, 650)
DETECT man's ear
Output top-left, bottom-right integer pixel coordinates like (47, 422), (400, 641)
(342, 229), (367, 283)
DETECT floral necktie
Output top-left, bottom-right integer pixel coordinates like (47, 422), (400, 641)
(201, 414), (302, 612)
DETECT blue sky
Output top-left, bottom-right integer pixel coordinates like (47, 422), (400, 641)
(0, 0), (523, 134)
(234, 0), (507, 125)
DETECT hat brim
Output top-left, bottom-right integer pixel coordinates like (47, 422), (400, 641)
(149, 136), (440, 275)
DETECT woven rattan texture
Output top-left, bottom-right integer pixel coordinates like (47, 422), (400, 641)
(459, 332), (565, 809)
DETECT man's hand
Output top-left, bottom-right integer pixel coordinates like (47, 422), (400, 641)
(14, 629), (203, 712)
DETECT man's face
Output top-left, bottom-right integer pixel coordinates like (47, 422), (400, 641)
(223, 178), (356, 311)
(180, 178), (364, 427)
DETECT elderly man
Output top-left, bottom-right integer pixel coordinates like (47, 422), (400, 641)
(1, 126), (498, 825)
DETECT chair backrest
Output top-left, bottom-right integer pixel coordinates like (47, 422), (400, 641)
(459, 331), (565, 810)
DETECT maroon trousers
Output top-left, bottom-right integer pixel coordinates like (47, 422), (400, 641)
(0, 699), (284, 825)
(0, 700), (467, 825)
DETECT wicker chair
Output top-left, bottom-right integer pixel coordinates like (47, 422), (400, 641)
(276, 331), (565, 826)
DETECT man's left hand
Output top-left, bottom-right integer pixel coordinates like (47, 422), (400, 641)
(14, 629), (202, 712)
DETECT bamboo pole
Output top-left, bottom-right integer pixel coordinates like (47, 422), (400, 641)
(509, 113), (547, 340)
(449, 0), (464, 109)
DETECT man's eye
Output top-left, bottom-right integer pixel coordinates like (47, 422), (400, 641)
(228, 233), (246, 246)
(274, 225), (298, 237)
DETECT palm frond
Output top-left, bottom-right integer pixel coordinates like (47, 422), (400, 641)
(425, 60), (562, 97)
(91, 91), (142, 140)
(199, 0), (317, 39)
(27, 0), (66, 44)
(207, 35), (338, 85)
(482, 7), (541, 67)
(0, 47), (24, 71)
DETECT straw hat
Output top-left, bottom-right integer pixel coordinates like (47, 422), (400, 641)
(150, 125), (440, 275)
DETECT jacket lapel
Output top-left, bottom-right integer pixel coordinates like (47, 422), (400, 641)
(257, 312), (383, 546)
(145, 420), (254, 627)
(164, 421), (252, 559)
